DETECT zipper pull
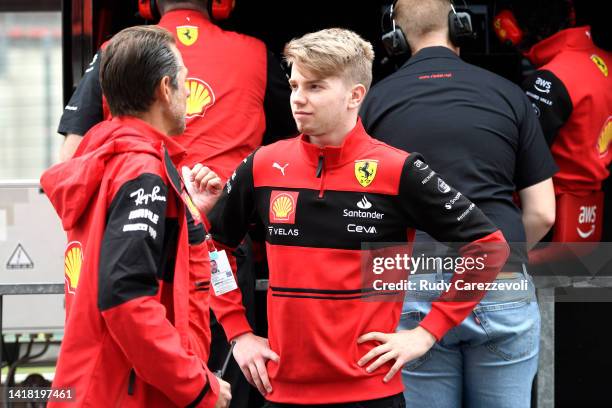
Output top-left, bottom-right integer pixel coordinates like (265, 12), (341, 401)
(316, 154), (324, 178)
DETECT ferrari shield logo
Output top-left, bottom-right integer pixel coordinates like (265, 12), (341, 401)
(591, 54), (608, 77)
(177, 26), (198, 46)
(354, 160), (378, 187)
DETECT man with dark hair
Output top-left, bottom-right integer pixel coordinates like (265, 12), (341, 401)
(41, 25), (230, 408)
(57, 2), (297, 405)
(360, 0), (557, 406)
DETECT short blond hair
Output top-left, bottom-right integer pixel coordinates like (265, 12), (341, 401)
(283, 28), (374, 90)
(396, 0), (451, 46)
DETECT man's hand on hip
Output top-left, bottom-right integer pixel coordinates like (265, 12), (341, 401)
(357, 326), (436, 382)
(214, 378), (232, 408)
(232, 332), (280, 396)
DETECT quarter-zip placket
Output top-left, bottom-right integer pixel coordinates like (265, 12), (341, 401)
(316, 151), (326, 198)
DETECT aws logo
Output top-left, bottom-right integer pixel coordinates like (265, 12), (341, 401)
(185, 78), (215, 118)
(596, 117), (612, 157)
(577, 205), (597, 239)
(64, 241), (83, 294)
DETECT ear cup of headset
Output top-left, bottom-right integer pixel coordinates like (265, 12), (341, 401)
(381, 1), (410, 57)
(138, 0), (159, 21)
(210, 0), (235, 21)
(382, 27), (410, 56)
(448, 8), (475, 47)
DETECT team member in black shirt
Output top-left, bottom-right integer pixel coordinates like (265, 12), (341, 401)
(360, 1), (557, 406)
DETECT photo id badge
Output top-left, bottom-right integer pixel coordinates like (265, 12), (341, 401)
(210, 250), (238, 295)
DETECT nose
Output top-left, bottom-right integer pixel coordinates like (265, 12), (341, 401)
(291, 87), (306, 106)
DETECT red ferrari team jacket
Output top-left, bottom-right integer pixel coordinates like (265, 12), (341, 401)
(41, 117), (219, 407)
(524, 26), (612, 194)
(79, 9), (269, 182)
(207, 119), (509, 404)
(159, 10), (268, 179)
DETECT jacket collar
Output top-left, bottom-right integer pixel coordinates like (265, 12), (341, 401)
(111, 116), (186, 162)
(160, 8), (213, 28)
(401, 46), (459, 70)
(298, 118), (371, 169)
(526, 26), (592, 67)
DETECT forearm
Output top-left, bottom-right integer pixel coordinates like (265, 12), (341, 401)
(59, 133), (83, 161)
(522, 210), (554, 250)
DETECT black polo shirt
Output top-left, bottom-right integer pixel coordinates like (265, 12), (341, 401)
(360, 46), (557, 270)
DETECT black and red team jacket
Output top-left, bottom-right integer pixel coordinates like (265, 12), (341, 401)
(523, 26), (612, 194)
(207, 119), (509, 404)
(41, 117), (218, 407)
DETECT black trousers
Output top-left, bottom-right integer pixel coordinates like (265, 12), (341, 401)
(262, 393), (406, 408)
(208, 236), (269, 408)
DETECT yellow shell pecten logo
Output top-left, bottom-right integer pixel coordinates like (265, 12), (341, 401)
(185, 78), (215, 118)
(272, 194), (294, 220)
(597, 116), (612, 157)
(177, 25), (198, 46)
(64, 241), (83, 294)
(591, 54), (608, 77)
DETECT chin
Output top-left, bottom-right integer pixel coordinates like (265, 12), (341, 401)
(169, 120), (186, 136)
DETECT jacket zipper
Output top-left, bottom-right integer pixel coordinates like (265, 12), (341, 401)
(127, 368), (136, 395)
(316, 153), (326, 198)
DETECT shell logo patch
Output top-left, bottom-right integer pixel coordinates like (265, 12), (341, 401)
(591, 54), (608, 77)
(597, 116), (612, 157)
(354, 160), (378, 187)
(185, 78), (215, 118)
(270, 191), (299, 224)
(64, 241), (83, 294)
(177, 25), (198, 46)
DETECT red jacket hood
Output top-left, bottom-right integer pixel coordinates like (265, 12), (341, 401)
(41, 116), (185, 231)
(525, 26), (592, 66)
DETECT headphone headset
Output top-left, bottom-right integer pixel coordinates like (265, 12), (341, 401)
(381, 0), (475, 57)
(138, 0), (235, 22)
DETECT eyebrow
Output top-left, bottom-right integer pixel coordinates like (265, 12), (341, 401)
(288, 79), (325, 85)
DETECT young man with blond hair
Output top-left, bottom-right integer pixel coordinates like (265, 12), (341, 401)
(190, 28), (509, 407)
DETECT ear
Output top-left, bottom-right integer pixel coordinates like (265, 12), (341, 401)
(157, 75), (173, 105)
(348, 83), (367, 109)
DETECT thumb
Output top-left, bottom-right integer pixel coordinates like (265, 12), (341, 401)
(181, 166), (196, 195)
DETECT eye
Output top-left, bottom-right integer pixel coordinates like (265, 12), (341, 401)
(289, 83), (298, 91)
